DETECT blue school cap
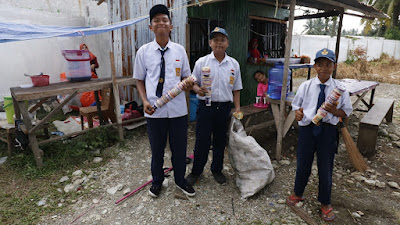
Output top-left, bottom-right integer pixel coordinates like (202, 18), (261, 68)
(315, 48), (336, 63)
(210, 27), (229, 39)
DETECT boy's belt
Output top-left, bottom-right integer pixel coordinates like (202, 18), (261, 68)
(307, 122), (338, 129)
(199, 100), (231, 107)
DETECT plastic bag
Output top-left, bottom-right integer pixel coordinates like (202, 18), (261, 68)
(228, 117), (275, 199)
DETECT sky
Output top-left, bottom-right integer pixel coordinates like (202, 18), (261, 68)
(292, 9), (363, 35)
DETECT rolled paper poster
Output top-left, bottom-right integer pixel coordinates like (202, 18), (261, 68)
(153, 75), (197, 110)
(312, 85), (345, 125)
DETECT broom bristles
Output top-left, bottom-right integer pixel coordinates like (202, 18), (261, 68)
(341, 126), (368, 172)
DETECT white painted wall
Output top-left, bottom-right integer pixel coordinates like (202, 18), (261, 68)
(291, 35), (400, 62)
(0, 0), (110, 99)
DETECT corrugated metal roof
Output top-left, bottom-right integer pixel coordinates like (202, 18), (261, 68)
(255, 0), (388, 18)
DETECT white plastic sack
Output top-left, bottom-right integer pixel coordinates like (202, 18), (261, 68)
(228, 117), (275, 199)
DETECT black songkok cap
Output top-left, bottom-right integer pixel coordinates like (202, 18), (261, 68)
(149, 4), (170, 22)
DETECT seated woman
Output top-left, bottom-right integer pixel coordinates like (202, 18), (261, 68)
(248, 38), (262, 63)
(80, 43), (101, 107)
(80, 43), (99, 79)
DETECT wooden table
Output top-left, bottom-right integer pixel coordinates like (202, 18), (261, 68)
(289, 63), (314, 91)
(10, 77), (135, 167)
(340, 79), (379, 112)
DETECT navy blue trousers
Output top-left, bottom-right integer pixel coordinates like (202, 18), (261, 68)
(294, 123), (338, 205)
(191, 100), (231, 175)
(147, 116), (188, 187)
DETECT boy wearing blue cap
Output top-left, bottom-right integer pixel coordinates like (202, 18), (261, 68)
(286, 48), (352, 221)
(133, 4), (195, 198)
(186, 27), (243, 185)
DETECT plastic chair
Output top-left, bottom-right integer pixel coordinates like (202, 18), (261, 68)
(79, 88), (116, 129)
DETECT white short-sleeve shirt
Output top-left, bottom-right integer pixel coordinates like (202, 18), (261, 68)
(133, 40), (191, 118)
(292, 76), (353, 126)
(192, 52), (243, 102)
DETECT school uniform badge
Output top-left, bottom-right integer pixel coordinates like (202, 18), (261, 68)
(229, 69), (235, 85)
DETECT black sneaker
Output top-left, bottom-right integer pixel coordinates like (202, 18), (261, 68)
(148, 185), (162, 198)
(212, 171), (226, 184)
(186, 173), (199, 186)
(176, 184), (196, 197)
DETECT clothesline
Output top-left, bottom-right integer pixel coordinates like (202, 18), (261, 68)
(0, 0), (215, 43)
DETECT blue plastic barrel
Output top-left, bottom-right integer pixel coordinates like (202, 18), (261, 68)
(189, 93), (199, 121)
(267, 62), (291, 100)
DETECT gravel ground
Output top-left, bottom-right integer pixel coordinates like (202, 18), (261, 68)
(38, 78), (400, 225)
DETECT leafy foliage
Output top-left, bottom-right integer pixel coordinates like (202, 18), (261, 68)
(345, 46), (368, 65)
(302, 17), (338, 36)
(384, 27), (400, 40)
(361, 0), (400, 36)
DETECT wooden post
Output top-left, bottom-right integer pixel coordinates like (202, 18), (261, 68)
(110, 52), (124, 140)
(333, 12), (344, 78)
(276, 0), (296, 160)
(14, 96), (44, 167)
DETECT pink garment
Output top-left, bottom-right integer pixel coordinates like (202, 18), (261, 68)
(257, 83), (268, 97)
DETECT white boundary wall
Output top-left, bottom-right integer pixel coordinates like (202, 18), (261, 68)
(291, 35), (400, 62)
(0, 0), (109, 99)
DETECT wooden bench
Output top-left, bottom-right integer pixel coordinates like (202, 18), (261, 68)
(230, 104), (272, 133)
(357, 98), (395, 157)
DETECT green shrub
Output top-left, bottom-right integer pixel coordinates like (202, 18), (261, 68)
(384, 27), (400, 40)
(345, 46), (367, 64)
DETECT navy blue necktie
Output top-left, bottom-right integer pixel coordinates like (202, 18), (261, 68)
(313, 84), (326, 136)
(316, 84), (326, 112)
(156, 48), (168, 97)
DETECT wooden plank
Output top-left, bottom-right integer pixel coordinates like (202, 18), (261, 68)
(283, 110), (295, 137)
(110, 52), (124, 140)
(28, 97), (50, 113)
(249, 15), (287, 24)
(333, 12), (343, 78)
(245, 120), (275, 134)
(293, 10), (340, 20)
(10, 77), (135, 101)
(123, 120), (147, 130)
(18, 100), (43, 167)
(271, 103), (280, 130)
(38, 122), (118, 145)
(287, 204), (318, 225)
(352, 91), (368, 109)
(360, 98), (394, 126)
(276, 0), (296, 160)
(29, 91), (77, 134)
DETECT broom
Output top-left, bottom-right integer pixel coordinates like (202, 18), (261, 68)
(339, 118), (368, 172)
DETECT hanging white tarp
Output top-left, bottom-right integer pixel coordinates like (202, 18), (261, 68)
(0, 16), (148, 43)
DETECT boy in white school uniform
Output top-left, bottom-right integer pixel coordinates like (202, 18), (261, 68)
(186, 27), (242, 185)
(133, 4), (195, 198)
(287, 48), (352, 221)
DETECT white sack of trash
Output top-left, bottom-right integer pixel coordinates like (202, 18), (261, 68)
(228, 117), (275, 199)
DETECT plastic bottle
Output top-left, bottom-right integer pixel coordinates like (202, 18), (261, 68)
(267, 62), (291, 100)
(202, 67), (212, 106)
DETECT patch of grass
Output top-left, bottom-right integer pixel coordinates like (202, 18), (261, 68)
(293, 58), (400, 85)
(0, 126), (119, 224)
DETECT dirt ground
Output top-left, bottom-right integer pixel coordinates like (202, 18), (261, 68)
(34, 78), (400, 225)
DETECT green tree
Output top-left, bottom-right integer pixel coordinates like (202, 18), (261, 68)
(361, 0), (400, 34)
(302, 17), (338, 36)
